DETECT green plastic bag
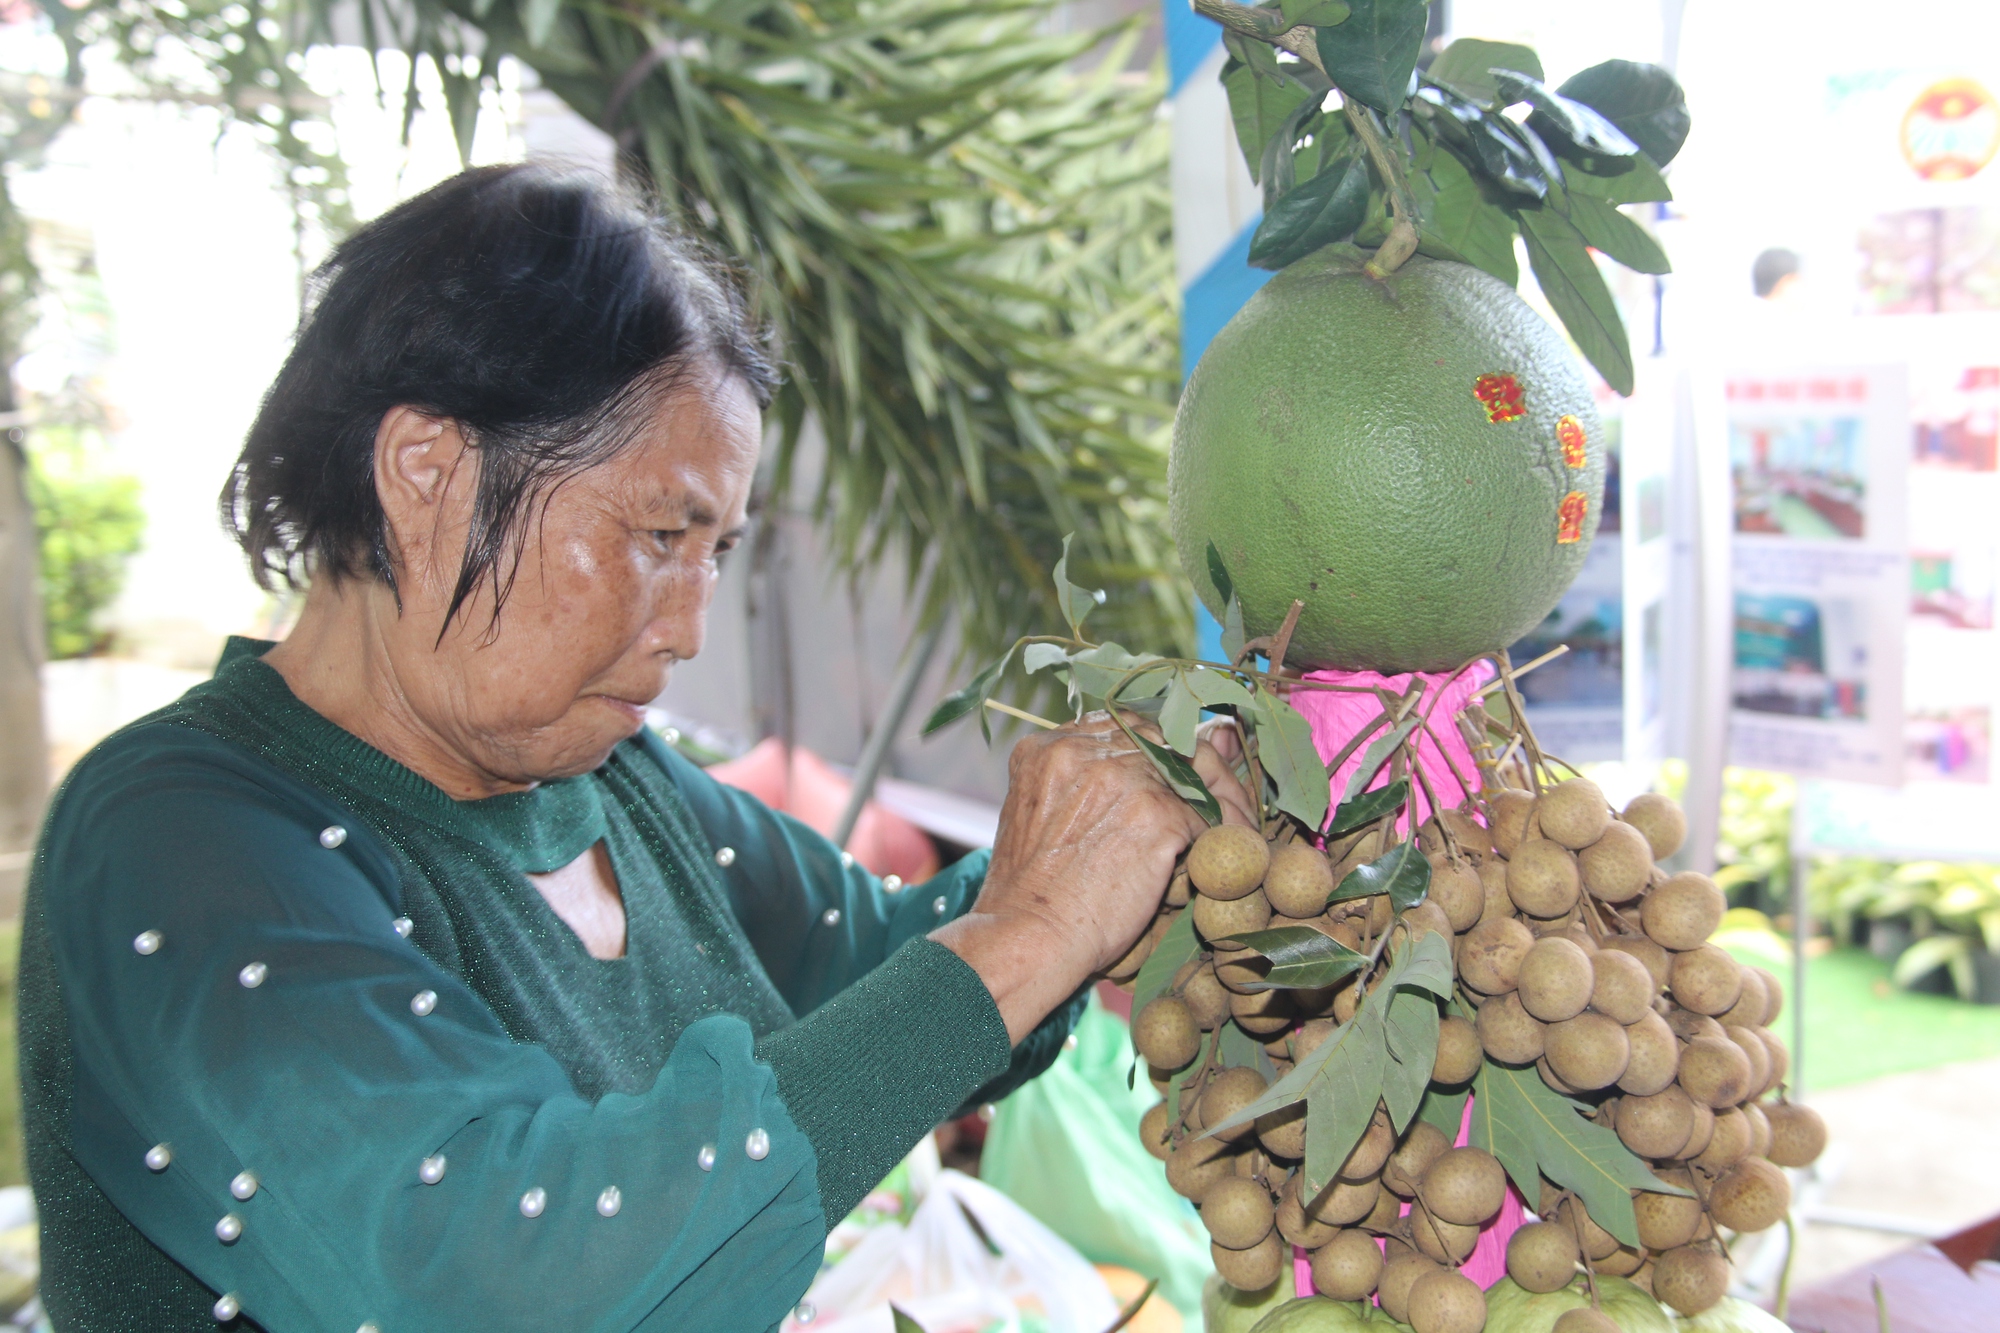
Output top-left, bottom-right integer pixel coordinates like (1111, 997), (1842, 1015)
(981, 993), (1215, 1320)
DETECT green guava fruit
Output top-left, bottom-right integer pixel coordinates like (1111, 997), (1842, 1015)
(1246, 1296), (1416, 1333)
(1482, 1276), (1673, 1333)
(1204, 1274), (1293, 1333)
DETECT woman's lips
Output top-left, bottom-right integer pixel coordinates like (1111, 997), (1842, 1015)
(599, 697), (648, 730)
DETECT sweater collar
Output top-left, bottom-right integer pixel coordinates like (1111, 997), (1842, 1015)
(212, 636), (608, 874)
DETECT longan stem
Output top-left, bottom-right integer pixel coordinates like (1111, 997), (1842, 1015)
(1775, 1215), (1798, 1321)
(1558, 1189), (1602, 1308)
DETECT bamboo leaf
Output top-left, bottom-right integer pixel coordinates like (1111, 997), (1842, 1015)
(1327, 779), (1410, 837)
(1132, 911), (1199, 1014)
(1246, 685), (1331, 830)
(1518, 206), (1634, 395)
(1330, 840), (1431, 911)
(1223, 926), (1368, 990)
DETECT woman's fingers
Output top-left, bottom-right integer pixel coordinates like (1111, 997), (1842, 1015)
(1189, 734), (1260, 828)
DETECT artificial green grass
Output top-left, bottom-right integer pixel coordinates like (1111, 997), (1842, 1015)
(1721, 929), (2000, 1091)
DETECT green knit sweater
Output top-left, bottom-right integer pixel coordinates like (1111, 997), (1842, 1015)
(19, 639), (1077, 1332)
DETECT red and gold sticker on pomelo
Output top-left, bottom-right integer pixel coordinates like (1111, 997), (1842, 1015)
(1473, 372), (1526, 423)
(1901, 78), (2000, 182)
(1556, 491), (1588, 544)
(1556, 414), (1587, 468)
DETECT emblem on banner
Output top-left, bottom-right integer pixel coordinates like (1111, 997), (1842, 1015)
(1901, 78), (2000, 182)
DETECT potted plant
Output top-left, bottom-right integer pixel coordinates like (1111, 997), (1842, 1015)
(1884, 862), (2000, 1003)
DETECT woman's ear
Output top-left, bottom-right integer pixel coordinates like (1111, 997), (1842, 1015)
(373, 406), (472, 591)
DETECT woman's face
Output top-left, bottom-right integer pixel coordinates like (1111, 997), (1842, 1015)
(383, 365), (760, 786)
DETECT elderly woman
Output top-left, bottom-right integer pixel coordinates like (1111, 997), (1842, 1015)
(19, 165), (1253, 1331)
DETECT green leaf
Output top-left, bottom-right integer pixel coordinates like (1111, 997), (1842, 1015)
(1246, 686), (1331, 830)
(1396, 929), (1456, 998)
(1341, 713), (1422, 803)
(1426, 38), (1542, 106)
(1313, 0), (1427, 113)
(1469, 1060), (1544, 1204)
(1893, 933), (1971, 991)
(1219, 1020), (1275, 1077)
(1556, 60), (1691, 166)
(1494, 70), (1640, 159)
(1224, 62), (1314, 186)
(1281, 0), (1353, 25)
(1418, 144), (1519, 286)
(521, 0), (564, 48)
(1068, 643), (1171, 705)
(1302, 1020), (1386, 1194)
(1160, 674), (1202, 755)
(1022, 643), (1071, 674)
(1417, 87), (1549, 199)
(1474, 1061), (1688, 1247)
(892, 1305), (928, 1333)
(923, 647), (1014, 739)
(1051, 534), (1103, 639)
(1518, 206), (1634, 395)
(1167, 1027), (1217, 1123)
(1382, 987), (1440, 1130)
(1135, 733), (1224, 826)
(1249, 143), (1370, 270)
(1133, 911), (1199, 1014)
(1330, 840), (1431, 912)
(1563, 194), (1671, 275)
(1222, 594), (1247, 664)
(1185, 665), (1256, 710)
(1328, 779), (1410, 837)
(1417, 1085), (1469, 1141)
(1223, 926), (1368, 990)
(1566, 151), (1673, 205)
(1205, 541), (1235, 607)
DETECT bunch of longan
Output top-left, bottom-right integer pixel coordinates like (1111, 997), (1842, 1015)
(1122, 776), (1824, 1332)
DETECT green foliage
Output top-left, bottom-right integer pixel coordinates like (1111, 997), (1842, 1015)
(25, 424), (144, 659)
(1714, 767), (1796, 901)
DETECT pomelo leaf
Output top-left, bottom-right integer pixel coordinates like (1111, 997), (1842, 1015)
(1519, 206), (1634, 394)
(1225, 59), (1314, 186)
(1566, 150), (1672, 204)
(1051, 533), (1102, 638)
(1418, 85), (1550, 198)
(1247, 686), (1330, 829)
(1313, 0), (1426, 113)
(1249, 143), (1370, 270)
(1329, 840), (1430, 911)
(1160, 674), (1203, 755)
(1556, 59), (1691, 167)
(923, 646), (1013, 739)
(1494, 69), (1640, 159)
(1425, 38), (1541, 107)
(1222, 594), (1247, 664)
(1327, 779), (1409, 837)
(1563, 194), (1670, 275)
(1280, 0), (1352, 26)
(1381, 987), (1439, 1130)
(1221, 925), (1367, 990)
(1205, 541), (1235, 606)
(1134, 732), (1224, 826)
(1132, 911), (1199, 1014)
(1416, 145), (1519, 286)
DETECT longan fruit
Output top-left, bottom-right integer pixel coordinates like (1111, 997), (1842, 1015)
(1554, 1309), (1622, 1333)
(1230, 985), (1297, 1036)
(1432, 1014), (1484, 1086)
(1726, 1024), (1771, 1096)
(1264, 842), (1336, 918)
(1164, 1133), (1236, 1203)
(1617, 1084), (1696, 1158)
(1643, 873), (1726, 951)
(1378, 1252), (1444, 1324)
(1403, 900), (1455, 943)
(1422, 1146), (1507, 1226)
(1276, 1174), (1340, 1248)
(1406, 1269), (1486, 1333)
(1751, 966), (1785, 1024)
(1179, 961), (1233, 1030)
(1139, 1101), (1173, 1160)
(1210, 1231), (1286, 1291)
(1485, 788), (1537, 857)
(1538, 1055), (1582, 1097)
(1670, 945), (1744, 1017)
(1311, 1227), (1386, 1301)
(1460, 916), (1535, 994)
(1537, 777), (1612, 849)
(1201, 1175), (1277, 1249)
(1360, 1182), (1405, 1233)
(1545, 1011), (1631, 1091)
(1764, 1102), (1828, 1168)
(1201, 1066), (1271, 1142)
(1422, 808), (1493, 862)
(1187, 824), (1270, 900)
(1383, 1120), (1450, 1197)
(1756, 1027), (1790, 1093)
(1580, 820), (1654, 904)
(1740, 1101), (1773, 1159)
(1664, 1008), (1727, 1045)
(1636, 1172), (1704, 1250)
(1292, 1017), (1337, 1063)
(1589, 948), (1656, 1025)
(1619, 1010), (1680, 1096)
(1106, 912), (1169, 980)
(1596, 1242), (1647, 1277)
(1509, 839), (1583, 918)
(1426, 858), (1486, 933)
(1672, 1101), (1716, 1161)
(1718, 967), (1769, 1028)
(1256, 1102), (1307, 1160)
(1132, 995), (1201, 1069)
(1477, 991), (1548, 1065)
(1519, 937), (1596, 1022)
(1679, 1035), (1754, 1108)
(1316, 1173), (1383, 1227)
(1622, 792), (1688, 860)
(1476, 859), (1514, 926)
(1213, 947), (1267, 995)
(1552, 1196), (1620, 1261)
(1193, 888), (1273, 946)
(1654, 1246), (1729, 1316)
(1409, 1203), (1481, 1264)
(1708, 1157), (1790, 1233)
(1602, 934), (1672, 989)
(1506, 1220), (1581, 1293)
(1166, 869), (1191, 908)
(1694, 1107), (1753, 1172)
(1341, 1107), (1397, 1181)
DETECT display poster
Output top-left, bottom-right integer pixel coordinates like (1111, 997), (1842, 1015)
(1619, 365), (1674, 769)
(1724, 366), (1910, 785)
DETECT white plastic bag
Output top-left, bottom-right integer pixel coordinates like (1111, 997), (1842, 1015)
(785, 1168), (1119, 1333)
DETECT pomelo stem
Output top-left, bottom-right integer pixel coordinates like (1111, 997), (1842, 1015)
(1341, 103), (1422, 278)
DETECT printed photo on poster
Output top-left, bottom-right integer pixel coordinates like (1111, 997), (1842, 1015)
(1729, 382), (1869, 539)
(1734, 592), (1870, 719)
(1912, 546), (1997, 629)
(1906, 706), (1993, 784)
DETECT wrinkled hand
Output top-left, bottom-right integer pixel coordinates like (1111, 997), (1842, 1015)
(932, 712), (1257, 1043)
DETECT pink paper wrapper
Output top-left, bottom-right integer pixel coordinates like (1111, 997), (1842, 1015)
(1289, 663), (1494, 836)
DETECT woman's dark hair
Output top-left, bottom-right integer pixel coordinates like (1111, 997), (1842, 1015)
(221, 163), (777, 626)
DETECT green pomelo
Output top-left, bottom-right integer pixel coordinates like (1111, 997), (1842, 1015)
(1482, 1277), (1672, 1333)
(1668, 1297), (1796, 1333)
(1170, 246), (1605, 671)
(1246, 1296), (1416, 1333)
(1204, 1274), (1292, 1333)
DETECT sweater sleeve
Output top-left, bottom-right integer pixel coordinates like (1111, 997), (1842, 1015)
(41, 731), (835, 1333)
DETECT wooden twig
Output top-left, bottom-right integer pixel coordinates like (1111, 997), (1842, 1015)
(1269, 599), (1306, 675)
(1471, 643), (1569, 701)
